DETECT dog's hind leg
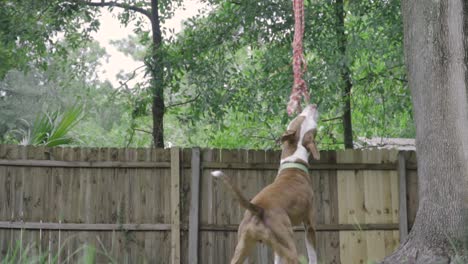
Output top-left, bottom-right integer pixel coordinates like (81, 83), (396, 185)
(263, 213), (298, 264)
(269, 223), (298, 264)
(274, 253), (284, 264)
(230, 234), (255, 264)
(304, 210), (317, 264)
(272, 239), (298, 264)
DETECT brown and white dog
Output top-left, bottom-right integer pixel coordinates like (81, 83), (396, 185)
(211, 104), (320, 264)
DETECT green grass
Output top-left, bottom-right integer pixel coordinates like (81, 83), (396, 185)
(1, 238), (115, 264)
(299, 255), (308, 264)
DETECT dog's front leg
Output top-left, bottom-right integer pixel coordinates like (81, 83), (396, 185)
(274, 253), (284, 264)
(304, 210), (317, 264)
(304, 234), (317, 264)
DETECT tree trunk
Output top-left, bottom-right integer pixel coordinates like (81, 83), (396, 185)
(150, 0), (165, 148)
(380, 0), (468, 263)
(335, 0), (353, 149)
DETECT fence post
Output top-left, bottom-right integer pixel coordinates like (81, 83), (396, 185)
(171, 147), (181, 264)
(398, 151), (409, 243)
(188, 148), (201, 264)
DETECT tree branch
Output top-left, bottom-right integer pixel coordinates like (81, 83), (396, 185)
(116, 64), (146, 90)
(134, 128), (152, 134)
(166, 93), (201, 109)
(76, 0), (151, 19)
(322, 116), (343, 122)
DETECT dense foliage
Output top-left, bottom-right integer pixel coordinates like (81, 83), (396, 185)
(163, 0), (413, 149)
(0, 0), (413, 149)
(0, 0), (100, 76)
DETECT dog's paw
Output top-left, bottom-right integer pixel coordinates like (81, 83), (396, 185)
(211, 170), (224, 178)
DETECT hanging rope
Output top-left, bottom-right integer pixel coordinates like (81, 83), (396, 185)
(287, 0), (310, 116)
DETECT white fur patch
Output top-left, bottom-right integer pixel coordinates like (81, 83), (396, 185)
(211, 170), (224, 178)
(281, 106), (318, 164)
(280, 145), (309, 164)
(274, 253), (283, 264)
(299, 106), (313, 117)
(305, 236), (317, 264)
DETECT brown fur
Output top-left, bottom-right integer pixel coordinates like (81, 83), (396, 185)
(213, 105), (319, 264)
(214, 168), (315, 264)
(303, 130), (320, 160)
(280, 116), (305, 160)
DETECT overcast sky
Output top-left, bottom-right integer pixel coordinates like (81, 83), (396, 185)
(92, 1), (207, 86)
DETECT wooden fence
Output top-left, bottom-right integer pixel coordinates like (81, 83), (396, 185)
(0, 145), (418, 263)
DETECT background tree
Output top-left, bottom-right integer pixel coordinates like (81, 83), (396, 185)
(335, 0), (353, 148)
(74, 0), (186, 147)
(0, 39), (148, 147)
(0, 40), (104, 140)
(0, 0), (99, 77)
(167, 0), (411, 149)
(381, 0), (468, 263)
(1, 0), (413, 150)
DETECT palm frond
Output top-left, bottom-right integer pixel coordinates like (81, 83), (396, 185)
(47, 105), (84, 146)
(19, 105), (84, 147)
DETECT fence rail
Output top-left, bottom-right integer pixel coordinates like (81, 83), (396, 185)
(0, 145), (418, 264)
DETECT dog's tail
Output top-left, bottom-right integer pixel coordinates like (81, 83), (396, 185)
(211, 170), (264, 217)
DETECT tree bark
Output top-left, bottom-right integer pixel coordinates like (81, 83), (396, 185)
(78, 0), (166, 148)
(150, 0), (165, 148)
(335, 0), (353, 149)
(380, 0), (468, 263)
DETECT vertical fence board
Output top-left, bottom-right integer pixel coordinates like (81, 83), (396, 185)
(0, 146), (6, 257)
(313, 151), (341, 264)
(200, 148), (216, 264)
(171, 148), (181, 264)
(188, 148), (201, 264)
(398, 152), (409, 242)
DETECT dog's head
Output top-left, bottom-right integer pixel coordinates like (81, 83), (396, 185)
(280, 104), (320, 164)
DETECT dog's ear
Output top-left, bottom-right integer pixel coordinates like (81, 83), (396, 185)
(281, 116), (305, 143)
(281, 130), (296, 143)
(306, 141), (320, 160)
(304, 130), (320, 160)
